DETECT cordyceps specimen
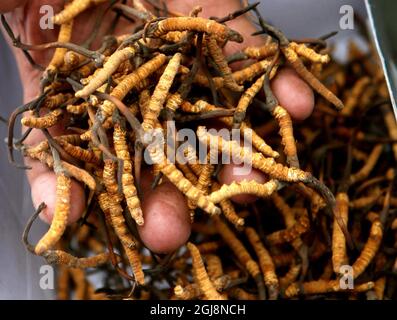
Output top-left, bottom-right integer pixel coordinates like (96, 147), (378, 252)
(3, 1), (397, 300)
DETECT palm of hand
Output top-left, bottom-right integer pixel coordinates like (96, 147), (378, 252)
(4, 0), (136, 100)
(1, 0), (315, 254)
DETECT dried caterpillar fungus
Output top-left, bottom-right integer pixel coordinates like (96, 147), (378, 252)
(76, 46), (137, 98)
(187, 242), (225, 300)
(6, 0), (395, 300)
(142, 53), (182, 131)
(35, 173), (71, 255)
(113, 123), (143, 226)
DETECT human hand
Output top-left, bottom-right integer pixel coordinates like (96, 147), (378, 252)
(1, 0), (314, 254)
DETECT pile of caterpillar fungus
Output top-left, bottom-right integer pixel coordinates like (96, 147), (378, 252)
(3, 0), (397, 300)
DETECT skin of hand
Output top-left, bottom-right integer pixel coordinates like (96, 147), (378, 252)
(1, 0), (314, 254)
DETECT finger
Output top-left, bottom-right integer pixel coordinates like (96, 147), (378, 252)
(218, 164), (267, 204)
(137, 170), (191, 254)
(24, 125), (85, 225)
(0, 0), (26, 13)
(181, 1), (315, 121)
(271, 67), (315, 121)
(209, 123), (268, 205)
(30, 169), (85, 224)
(223, 10), (265, 56)
(218, 67), (314, 202)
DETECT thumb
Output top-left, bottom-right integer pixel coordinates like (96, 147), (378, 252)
(30, 169), (85, 224)
(23, 109), (86, 225)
